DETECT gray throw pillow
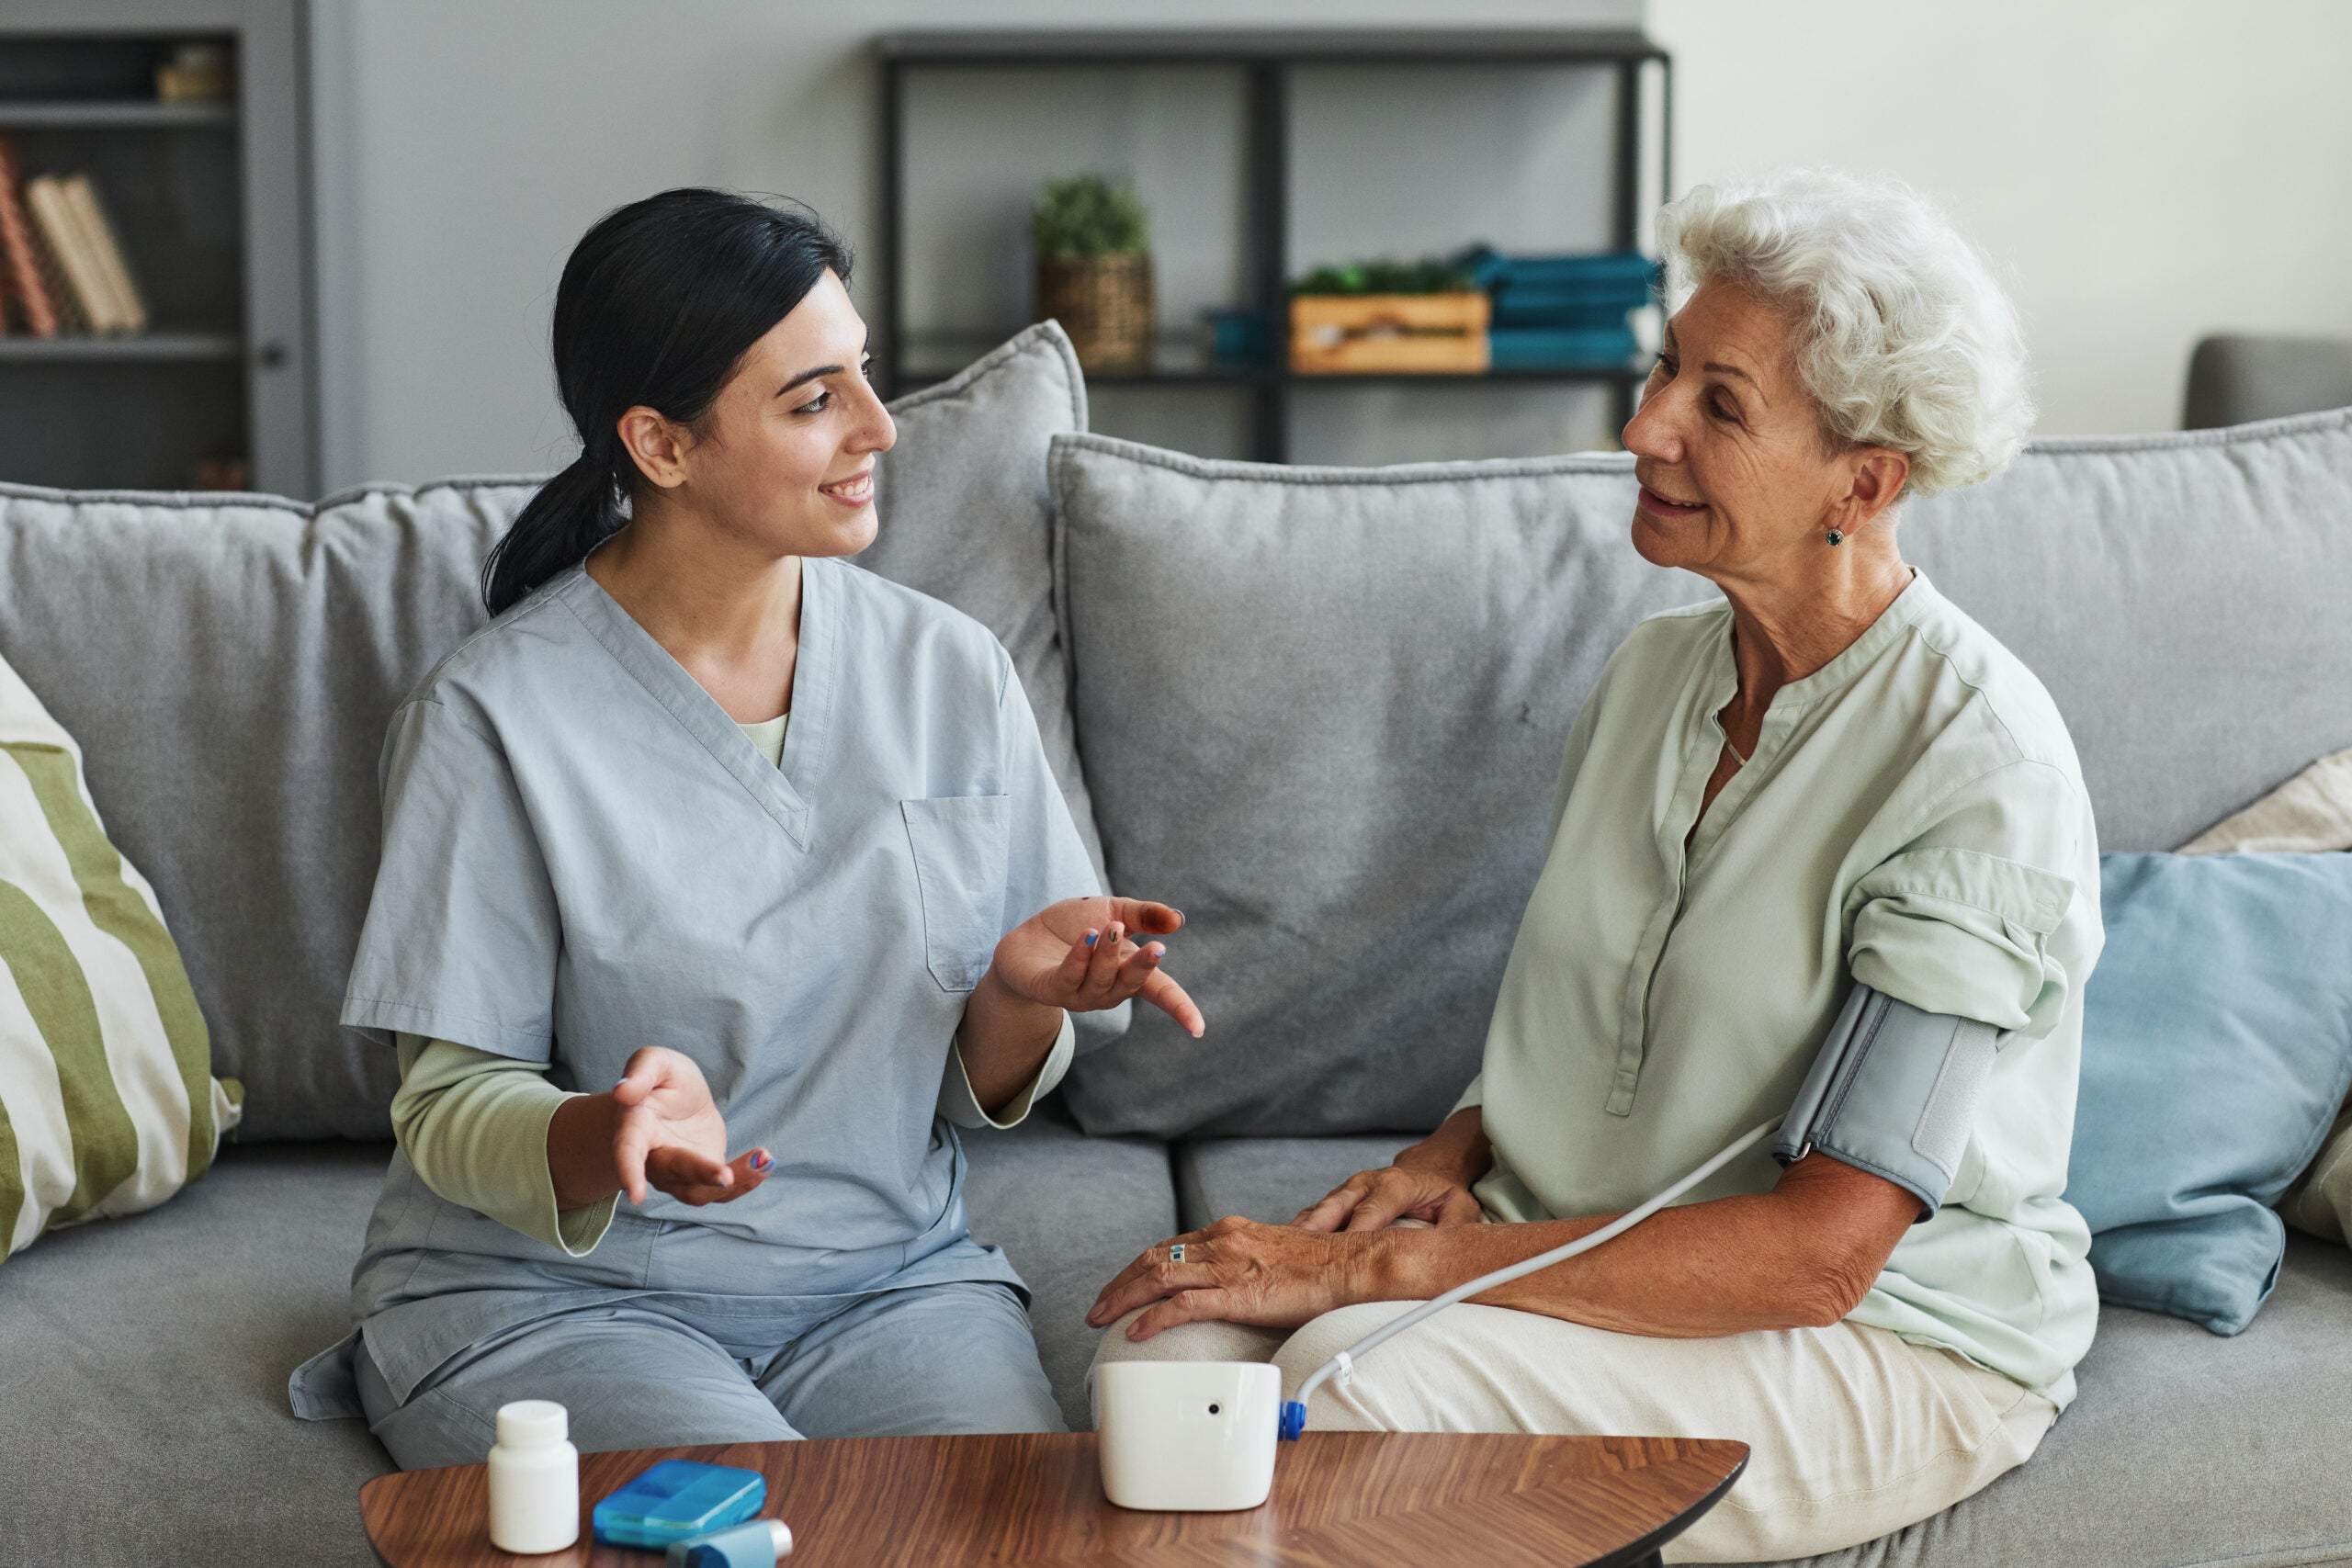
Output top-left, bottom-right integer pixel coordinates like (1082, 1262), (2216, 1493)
(1903, 409), (2352, 854)
(0, 478), (523, 1140)
(1051, 435), (1698, 1139)
(864, 321), (1103, 882)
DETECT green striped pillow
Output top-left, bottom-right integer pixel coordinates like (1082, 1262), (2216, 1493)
(1, 650), (241, 1260)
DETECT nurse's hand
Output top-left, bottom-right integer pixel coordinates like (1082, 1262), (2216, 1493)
(994, 896), (1205, 1037)
(604, 1046), (773, 1208)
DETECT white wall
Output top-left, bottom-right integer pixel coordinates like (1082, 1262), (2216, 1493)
(310, 0), (1638, 491)
(315, 1), (2352, 488)
(1647, 0), (2352, 438)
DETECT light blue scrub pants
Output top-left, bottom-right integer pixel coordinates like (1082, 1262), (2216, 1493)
(356, 1280), (1063, 1471)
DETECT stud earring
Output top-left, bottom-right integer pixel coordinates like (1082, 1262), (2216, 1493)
(1826, 528), (1845, 547)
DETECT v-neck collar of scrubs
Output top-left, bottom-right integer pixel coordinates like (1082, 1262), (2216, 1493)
(550, 558), (835, 850)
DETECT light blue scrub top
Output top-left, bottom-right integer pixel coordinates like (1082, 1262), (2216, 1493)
(289, 557), (1113, 1416)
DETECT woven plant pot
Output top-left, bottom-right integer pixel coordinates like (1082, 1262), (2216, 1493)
(1037, 251), (1154, 373)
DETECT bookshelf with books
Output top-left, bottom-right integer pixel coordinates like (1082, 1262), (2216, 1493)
(0, 4), (313, 495)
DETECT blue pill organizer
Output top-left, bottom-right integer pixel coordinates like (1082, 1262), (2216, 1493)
(592, 1459), (766, 1549)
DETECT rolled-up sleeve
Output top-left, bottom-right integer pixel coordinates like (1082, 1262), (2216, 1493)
(939, 1011), (1077, 1130)
(1845, 760), (2087, 1037)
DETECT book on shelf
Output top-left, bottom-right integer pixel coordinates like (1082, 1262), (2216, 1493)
(28, 209), (90, 335)
(10, 168), (149, 338)
(62, 175), (147, 334)
(0, 136), (57, 338)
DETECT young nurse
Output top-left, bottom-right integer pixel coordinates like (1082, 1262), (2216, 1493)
(287, 189), (1202, 1468)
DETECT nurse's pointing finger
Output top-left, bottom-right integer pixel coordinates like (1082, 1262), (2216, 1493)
(1140, 968), (1205, 1038)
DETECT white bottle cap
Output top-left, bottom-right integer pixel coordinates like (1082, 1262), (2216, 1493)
(495, 1400), (569, 1449)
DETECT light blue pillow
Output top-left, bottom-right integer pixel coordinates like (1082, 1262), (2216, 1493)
(2069, 852), (2352, 1334)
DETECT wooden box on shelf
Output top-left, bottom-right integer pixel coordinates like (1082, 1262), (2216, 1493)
(1288, 291), (1491, 376)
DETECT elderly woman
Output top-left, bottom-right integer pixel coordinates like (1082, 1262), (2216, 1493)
(1086, 169), (2102, 1564)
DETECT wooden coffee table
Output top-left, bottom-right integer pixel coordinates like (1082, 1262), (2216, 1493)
(361, 1430), (1745, 1567)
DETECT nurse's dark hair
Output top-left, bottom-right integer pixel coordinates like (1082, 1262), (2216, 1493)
(481, 187), (853, 615)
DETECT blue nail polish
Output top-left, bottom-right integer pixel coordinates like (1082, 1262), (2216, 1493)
(1085, 932), (1098, 947)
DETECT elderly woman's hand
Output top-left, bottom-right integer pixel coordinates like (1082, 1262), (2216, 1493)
(1294, 1165), (1481, 1232)
(1295, 1105), (1491, 1232)
(1086, 1217), (1389, 1340)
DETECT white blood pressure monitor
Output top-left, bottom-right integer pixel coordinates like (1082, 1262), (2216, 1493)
(1091, 1361), (1281, 1511)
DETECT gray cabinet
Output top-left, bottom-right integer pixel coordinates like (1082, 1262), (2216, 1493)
(0, 0), (313, 496)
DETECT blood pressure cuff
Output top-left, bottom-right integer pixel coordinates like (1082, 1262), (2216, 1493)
(1770, 984), (2001, 1220)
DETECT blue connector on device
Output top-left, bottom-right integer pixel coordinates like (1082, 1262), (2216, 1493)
(1278, 1400), (1306, 1441)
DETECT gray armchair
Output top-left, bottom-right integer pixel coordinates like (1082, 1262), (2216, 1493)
(2183, 333), (2352, 428)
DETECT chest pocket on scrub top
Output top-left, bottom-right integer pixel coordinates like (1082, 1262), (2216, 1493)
(899, 795), (1012, 992)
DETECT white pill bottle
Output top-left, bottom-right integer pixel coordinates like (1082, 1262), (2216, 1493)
(487, 1399), (580, 1552)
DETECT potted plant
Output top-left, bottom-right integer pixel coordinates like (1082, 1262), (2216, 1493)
(1033, 175), (1153, 373)
(1289, 255), (1489, 375)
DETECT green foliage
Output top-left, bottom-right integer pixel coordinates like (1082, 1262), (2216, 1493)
(1033, 175), (1150, 259)
(1290, 255), (1475, 296)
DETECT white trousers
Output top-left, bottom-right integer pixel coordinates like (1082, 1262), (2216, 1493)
(1091, 1301), (2055, 1563)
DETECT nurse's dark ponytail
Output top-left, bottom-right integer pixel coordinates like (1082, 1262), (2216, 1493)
(482, 188), (853, 615)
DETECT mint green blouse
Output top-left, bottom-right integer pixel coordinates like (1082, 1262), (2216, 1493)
(1457, 571), (2105, 1407)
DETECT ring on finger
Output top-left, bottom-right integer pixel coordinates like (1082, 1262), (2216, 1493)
(1169, 1243), (1187, 1263)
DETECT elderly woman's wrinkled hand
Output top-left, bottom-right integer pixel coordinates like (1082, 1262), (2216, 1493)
(1293, 1161), (1484, 1233)
(1085, 1217), (1386, 1340)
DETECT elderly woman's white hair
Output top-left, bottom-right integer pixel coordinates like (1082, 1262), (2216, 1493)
(1657, 170), (2033, 496)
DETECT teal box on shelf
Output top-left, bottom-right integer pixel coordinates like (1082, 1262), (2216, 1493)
(593, 1459), (767, 1549)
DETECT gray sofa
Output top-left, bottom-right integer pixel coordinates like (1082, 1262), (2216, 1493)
(3, 324), (2349, 1568)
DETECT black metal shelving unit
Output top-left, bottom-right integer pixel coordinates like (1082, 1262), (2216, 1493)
(876, 29), (1672, 462)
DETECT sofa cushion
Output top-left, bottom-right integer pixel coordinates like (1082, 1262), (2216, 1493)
(2179, 745), (2352, 855)
(1176, 1134), (1419, 1230)
(2067, 852), (2352, 1334)
(1052, 436), (1696, 1138)
(1763, 1237), (2352, 1568)
(862, 321), (1106, 884)
(0, 641), (245, 1258)
(959, 1098), (1176, 1429)
(1905, 408), (2352, 853)
(0, 1140), (396, 1568)
(0, 479), (522, 1141)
